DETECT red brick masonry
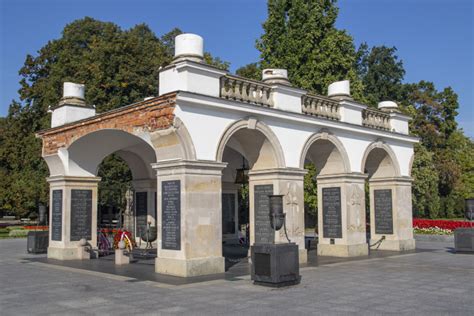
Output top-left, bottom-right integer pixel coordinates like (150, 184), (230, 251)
(36, 92), (177, 156)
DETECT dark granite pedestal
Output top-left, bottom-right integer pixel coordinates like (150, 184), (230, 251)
(454, 227), (474, 253)
(251, 242), (300, 287)
(27, 231), (49, 254)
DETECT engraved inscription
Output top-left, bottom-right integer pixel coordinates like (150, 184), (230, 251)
(52, 189), (62, 241)
(374, 189), (393, 234)
(70, 189), (92, 241)
(135, 192), (148, 237)
(254, 185), (274, 244)
(162, 180), (181, 250)
(322, 187), (342, 238)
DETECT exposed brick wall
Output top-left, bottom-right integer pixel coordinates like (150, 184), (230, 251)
(37, 92), (177, 156)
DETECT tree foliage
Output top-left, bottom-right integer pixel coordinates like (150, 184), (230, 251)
(236, 62), (261, 81)
(0, 18), (228, 216)
(411, 144), (440, 218)
(255, 0), (364, 99)
(303, 163), (318, 217)
(356, 44), (405, 107)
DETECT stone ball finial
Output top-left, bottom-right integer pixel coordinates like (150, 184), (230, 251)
(262, 69), (290, 85)
(378, 101), (399, 112)
(63, 82), (85, 100)
(328, 80), (351, 99)
(174, 33), (204, 63)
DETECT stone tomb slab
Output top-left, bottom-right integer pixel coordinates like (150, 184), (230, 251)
(51, 189), (63, 241)
(162, 180), (181, 250)
(374, 189), (393, 235)
(70, 189), (92, 241)
(322, 187), (342, 239)
(254, 184), (274, 244)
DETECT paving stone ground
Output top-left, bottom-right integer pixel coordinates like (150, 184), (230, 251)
(0, 238), (473, 315)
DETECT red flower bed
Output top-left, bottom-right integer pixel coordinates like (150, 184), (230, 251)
(23, 226), (48, 230)
(413, 218), (473, 231)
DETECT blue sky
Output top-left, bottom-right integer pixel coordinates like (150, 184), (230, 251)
(1, 0), (472, 136)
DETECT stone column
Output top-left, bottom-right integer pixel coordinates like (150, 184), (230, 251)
(131, 179), (157, 243)
(153, 159), (227, 277)
(369, 177), (415, 251)
(317, 173), (368, 257)
(248, 168), (307, 264)
(47, 175), (100, 260)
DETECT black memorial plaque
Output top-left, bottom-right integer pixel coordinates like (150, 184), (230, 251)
(162, 180), (181, 250)
(70, 189), (92, 241)
(254, 184), (274, 244)
(51, 189), (63, 241)
(135, 192), (148, 237)
(222, 193), (236, 234)
(322, 187), (342, 238)
(374, 189), (393, 234)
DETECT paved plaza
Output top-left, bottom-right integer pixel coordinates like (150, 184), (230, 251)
(0, 238), (472, 315)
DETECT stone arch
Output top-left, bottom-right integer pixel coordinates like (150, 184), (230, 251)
(173, 117), (197, 161)
(299, 131), (351, 175)
(408, 152), (415, 177)
(42, 117), (196, 178)
(216, 118), (285, 169)
(64, 129), (157, 177)
(361, 140), (401, 178)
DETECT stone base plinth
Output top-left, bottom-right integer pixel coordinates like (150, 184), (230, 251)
(251, 243), (300, 287)
(454, 228), (474, 252)
(155, 256), (225, 277)
(299, 249), (307, 264)
(115, 249), (131, 265)
(317, 243), (368, 257)
(47, 246), (90, 260)
(371, 238), (416, 251)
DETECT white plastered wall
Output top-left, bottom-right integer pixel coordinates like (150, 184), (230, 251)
(175, 99), (412, 177)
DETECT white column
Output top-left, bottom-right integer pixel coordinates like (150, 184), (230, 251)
(369, 177), (415, 251)
(153, 159), (227, 277)
(47, 176), (100, 260)
(317, 173), (368, 257)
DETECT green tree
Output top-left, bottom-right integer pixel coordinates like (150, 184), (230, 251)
(0, 18), (228, 216)
(356, 44), (405, 106)
(304, 163), (318, 221)
(236, 62), (261, 80)
(97, 154), (132, 213)
(256, 0), (364, 99)
(437, 131), (474, 217)
(411, 144), (440, 218)
(403, 81), (459, 150)
(403, 81), (471, 218)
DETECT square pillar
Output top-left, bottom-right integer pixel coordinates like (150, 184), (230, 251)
(152, 159), (227, 277)
(248, 168), (308, 264)
(317, 173), (368, 257)
(132, 179), (157, 242)
(47, 176), (100, 260)
(369, 177), (415, 251)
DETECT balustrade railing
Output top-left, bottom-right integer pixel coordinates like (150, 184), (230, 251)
(362, 108), (390, 130)
(220, 75), (272, 107)
(219, 75), (395, 132)
(301, 94), (340, 120)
